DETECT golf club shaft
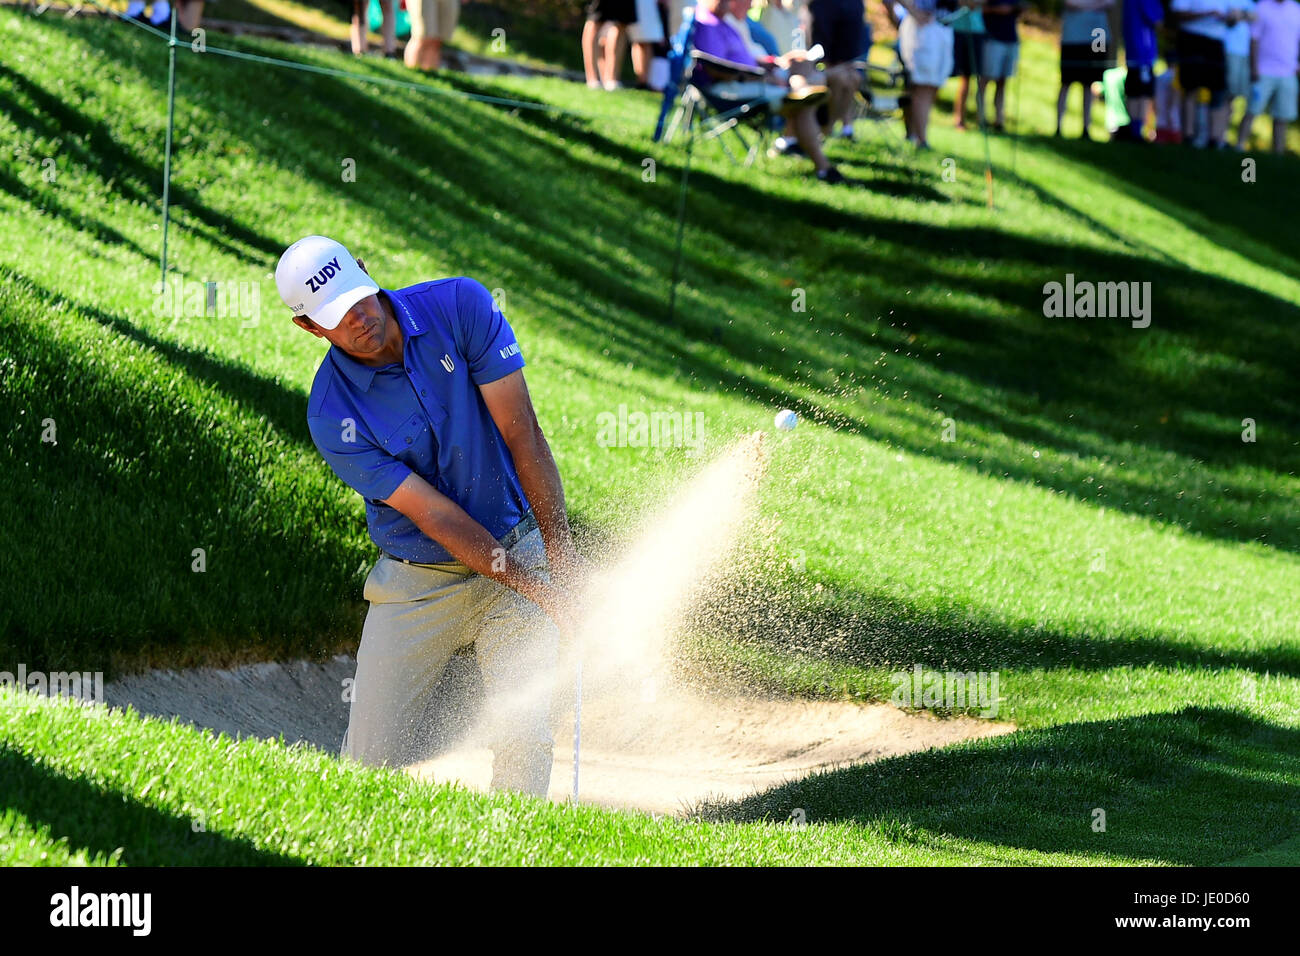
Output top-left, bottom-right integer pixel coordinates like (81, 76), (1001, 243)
(572, 652), (582, 801)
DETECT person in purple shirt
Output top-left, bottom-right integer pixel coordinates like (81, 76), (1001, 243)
(1118, 0), (1164, 140)
(1236, 0), (1300, 152)
(692, 0), (846, 182)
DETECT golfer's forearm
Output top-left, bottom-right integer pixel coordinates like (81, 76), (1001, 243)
(507, 425), (576, 569)
(413, 509), (548, 603)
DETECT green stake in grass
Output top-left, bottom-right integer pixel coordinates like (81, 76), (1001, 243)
(160, 6), (179, 285)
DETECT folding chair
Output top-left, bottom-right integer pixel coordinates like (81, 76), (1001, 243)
(652, 9), (777, 166)
(849, 45), (910, 130)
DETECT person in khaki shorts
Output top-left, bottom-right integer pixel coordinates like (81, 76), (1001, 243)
(406, 0), (467, 71)
(275, 235), (584, 796)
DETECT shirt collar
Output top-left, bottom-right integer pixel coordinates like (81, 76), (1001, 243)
(328, 288), (427, 392)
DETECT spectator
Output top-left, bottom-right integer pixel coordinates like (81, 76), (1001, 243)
(883, 2), (915, 137)
(1153, 65), (1185, 140)
(692, 0), (847, 181)
(126, 0), (203, 31)
(629, 0), (668, 88)
(746, 3), (787, 52)
(949, 0), (985, 132)
(729, 0), (783, 57)
(1056, 0), (1115, 139)
(1117, 0), (1163, 140)
(583, 0), (636, 89)
(1223, 0), (1257, 140)
(761, 0), (811, 53)
(1236, 0), (1300, 152)
(809, 0), (868, 137)
(1170, 0), (1230, 147)
(405, 0), (460, 70)
(356, 0), (397, 59)
(896, 0), (954, 148)
(978, 0), (1019, 131)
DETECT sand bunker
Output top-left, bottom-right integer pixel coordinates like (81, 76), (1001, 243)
(104, 436), (1014, 816)
(104, 653), (1013, 817)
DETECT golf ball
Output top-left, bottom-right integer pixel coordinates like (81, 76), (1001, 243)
(774, 409), (798, 431)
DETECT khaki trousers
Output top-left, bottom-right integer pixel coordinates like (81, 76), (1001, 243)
(341, 526), (559, 796)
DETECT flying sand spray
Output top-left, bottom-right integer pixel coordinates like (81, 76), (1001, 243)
(411, 428), (773, 804)
(566, 429), (770, 800)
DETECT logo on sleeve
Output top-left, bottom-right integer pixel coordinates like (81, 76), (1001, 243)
(305, 257), (342, 294)
(498, 342), (520, 360)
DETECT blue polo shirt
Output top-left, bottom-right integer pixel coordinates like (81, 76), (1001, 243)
(306, 277), (530, 563)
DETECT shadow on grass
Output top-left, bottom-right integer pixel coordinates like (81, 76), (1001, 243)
(701, 575), (1300, 681)
(697, 707), (1300, 865)
(0, 60), (283, 268)
(0, 742), (302, 865)
(1015, 132), (1300, 279)
(0, 267), (364, 669)
(3, 15), (1297, 668)
(31, 24), (1300, 563)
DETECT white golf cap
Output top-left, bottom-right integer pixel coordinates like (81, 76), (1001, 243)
(275, 235), (379, 330)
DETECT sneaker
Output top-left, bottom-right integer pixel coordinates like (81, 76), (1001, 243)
(816, 165), (846, 184)
(767, 136), (805, 158)
(602, 79), (623, 91)
(839, 124), (855, 140)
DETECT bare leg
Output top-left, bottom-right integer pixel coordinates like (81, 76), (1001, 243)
(1181, 93), (1198, 141)
(1236, 109), (1254, 149)
(785, 105), (832, 172)
(582, 20), (602, 86)
(954, 74), (970, 128)
(975, 76), (990, 127)
(177, 0), (203, 31)
(631, 41), (650, 85)
(602, 25), (628, 87)
(380, 0), (396, 55)
(911, 85), (937, 145)
(1273, 118), (1287, 154)
(1210, 104), (1230, 145)
(993, 78), (1008, 127)
(1081, 83), (1094, 137)
(1056, 84), (1069, 134)
(827, 64), (857, 134)
(351, 0), (367, 55)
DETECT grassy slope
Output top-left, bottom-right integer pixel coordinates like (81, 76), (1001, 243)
(0, 9), (1297, 863)
(6, 688), (1298, 866)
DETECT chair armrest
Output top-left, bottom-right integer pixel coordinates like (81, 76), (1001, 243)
(690, 49), (768, 81)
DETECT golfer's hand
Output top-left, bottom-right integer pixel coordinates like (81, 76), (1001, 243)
(535, 581), (581, 638)
(551, 549), (592, 594)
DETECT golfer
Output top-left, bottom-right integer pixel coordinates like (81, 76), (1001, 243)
(276, 235), (582, 796)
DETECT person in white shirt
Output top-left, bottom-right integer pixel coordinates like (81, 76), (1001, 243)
(761, 0), (811, 53)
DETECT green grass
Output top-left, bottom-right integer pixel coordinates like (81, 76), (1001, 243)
(5, 688), (1296, 865)
(0, 7), (1298, 864)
